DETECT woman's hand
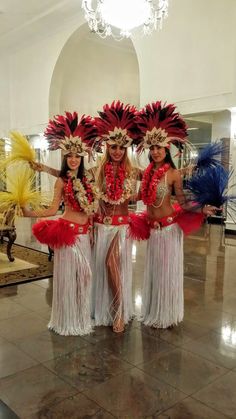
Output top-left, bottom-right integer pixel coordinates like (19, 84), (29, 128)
(29, 162), (60, 178)
(21, 206), (34, 217)
(202, 205), (221, 216)
(89, 226), (94, 247)
(29, 161), (44, 172)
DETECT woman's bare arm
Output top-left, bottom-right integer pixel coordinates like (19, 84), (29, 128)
(173, 170), (186, 206)
(30, 161), (60, 178)
(22, 178), (64, 217)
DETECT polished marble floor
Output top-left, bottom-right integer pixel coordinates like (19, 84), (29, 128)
(0, 220), (236, 418)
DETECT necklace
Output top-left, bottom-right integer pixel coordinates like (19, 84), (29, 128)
(100, 162), (133, 205)
(64, 171), (99, 215)
(141, 162), (170, 206)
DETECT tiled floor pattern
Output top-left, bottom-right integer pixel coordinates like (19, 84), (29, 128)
(0, 222), (236, 418)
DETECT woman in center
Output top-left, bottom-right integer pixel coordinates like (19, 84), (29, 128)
(92, 101), (139, 333)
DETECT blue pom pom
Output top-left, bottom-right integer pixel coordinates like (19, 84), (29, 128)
(186, 165), (233, 207)
(195, 142), (226, 172)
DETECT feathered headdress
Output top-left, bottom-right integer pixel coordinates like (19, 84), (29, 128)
(95, 101), (138, 148)
(136, 101), (188, 152)
(44, 111), (98, 156)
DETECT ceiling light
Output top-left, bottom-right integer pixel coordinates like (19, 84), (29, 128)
(82, 0), (169, 41)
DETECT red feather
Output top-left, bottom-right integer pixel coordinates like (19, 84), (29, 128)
(44, 112), (97, 150)
(32, 219), (78, 248)
(136, 101), (188, 152)
(128, 212), (150, 240)
(95, 100), (138, 144)
(126, 207), (204, 239)
(176, 211), (205, 235)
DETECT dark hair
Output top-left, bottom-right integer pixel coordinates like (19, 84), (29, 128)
(149, 147), (176, 169)
(59, 155), (85, 180)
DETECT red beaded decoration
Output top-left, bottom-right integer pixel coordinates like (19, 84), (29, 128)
(104, 162), (126, 202)
(141, 162), (170, 205)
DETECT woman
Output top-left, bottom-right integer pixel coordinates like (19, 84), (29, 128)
(22, 112), (98, 336)
(137, 101), (217, 329)
(92, 101), (140, 333)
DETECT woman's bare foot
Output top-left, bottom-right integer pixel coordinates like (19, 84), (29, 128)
(113, 318), (125, 333)
(167, 324), (175, 330)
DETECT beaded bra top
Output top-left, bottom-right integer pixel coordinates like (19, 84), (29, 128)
(156, 173), (170, 199)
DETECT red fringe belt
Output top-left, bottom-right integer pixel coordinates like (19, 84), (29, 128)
(32, 218), (91, 249)
(147, 203), (205, 235)
(94, 207), (204, 240)
(94, 213), (150, 241)
(94, 214), (130, 225)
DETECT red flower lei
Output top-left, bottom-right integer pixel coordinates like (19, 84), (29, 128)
(64, 175), (94, 212)
(141, 162), (170, 205)
(104, 162), (126, 201)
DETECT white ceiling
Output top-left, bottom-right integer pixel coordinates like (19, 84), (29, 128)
(0, 0), (84, 50)
(0, 0), (134, 53)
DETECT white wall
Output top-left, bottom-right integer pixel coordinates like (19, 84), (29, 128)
(0, 62), (10, 136)
(8, 31), (71, 134)
(212, 111), (231, 141)
(133, 0), (236, 114)
(2, 18), (83, 136)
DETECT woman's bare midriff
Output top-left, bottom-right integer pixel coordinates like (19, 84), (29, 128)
(100, 200), (129, 217)
(147, 193), (175, 220)
(61, 205), (89, 225)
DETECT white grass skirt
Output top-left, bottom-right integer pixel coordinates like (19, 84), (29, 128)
(141, 223), (184, 328)
(92, 223), (133, 326)
(48, 234), (93, 336)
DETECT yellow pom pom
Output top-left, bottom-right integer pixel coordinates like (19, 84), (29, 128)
(0, 164), (50, 222)
(0, 131), (36, 170)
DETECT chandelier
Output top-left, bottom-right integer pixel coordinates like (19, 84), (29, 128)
(81, 0), (169, 41)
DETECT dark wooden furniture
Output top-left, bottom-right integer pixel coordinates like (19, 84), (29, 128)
(48, 246), (54, 261)
(0, 210), (17, 262)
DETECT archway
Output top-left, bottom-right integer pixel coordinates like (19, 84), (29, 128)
(49, 24), (140, 117)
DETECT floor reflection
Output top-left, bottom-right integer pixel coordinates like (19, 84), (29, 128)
(0, 221), (236, 418)
(221, 325), (236, 347)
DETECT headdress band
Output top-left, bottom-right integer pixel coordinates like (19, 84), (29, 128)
(143, 127), (169, 149)
(105, 127), (133, 148)
(60, 136), (88, 156)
